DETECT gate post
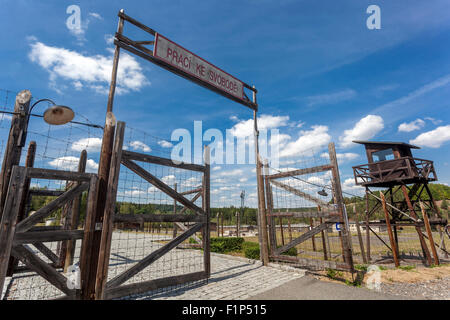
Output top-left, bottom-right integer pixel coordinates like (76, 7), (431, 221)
(0, 90), (32, 221)
(328, 142), (354, 270)
(203, 146), (211, 277)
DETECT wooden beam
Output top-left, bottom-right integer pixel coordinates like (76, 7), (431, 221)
(267, 211), (337, 218)
(15, 182), (90, 233)
(420, 202), (440, 265)
(380, 192), (400, 267)
(179, 187), (202, 196)
(266, 164), (333, 180)
(202, 146), (211, 278)
(0, 166), (27, 292)
(11, 245), (74, 296)
(32, 242), (60, 265)
(64, 150), (88, 272)
(95, 121), (125, 299)
(26, 168), (92, 182)
(275, 220), (336, 255)
(122, 150), (206, 173)
(0, 90), (32, 221)
(270, 255), (351, 271)
(29, 189), (64, 197)
(270, 179), (329, 207)
(121, 158), (206, 215)
(106, 223), (204, 289)
(13, 230), (84, 245)
(113, 213), (206, 223)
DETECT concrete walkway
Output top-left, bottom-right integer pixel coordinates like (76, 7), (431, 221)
(248, 275), (413, 300)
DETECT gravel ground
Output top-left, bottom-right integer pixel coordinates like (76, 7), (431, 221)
(379, 277), (450, 300)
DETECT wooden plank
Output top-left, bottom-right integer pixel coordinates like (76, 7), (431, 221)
(79, 174), (100, 300)
(64, 150), (87, 272)
(7, 141), (36, 276)
(0, 166), (27, 292)
(13, 230), (84, 245)
(114, 213), (206, 223)
(202, 146), (211, 278)
(420, 202), (440, 265)
(401, 185), (432, 265)
(95, 121), (125, 299)
(26, 168), (92, 182)
(106, 223), (203, 289)
(267, 211), (337, 218)
(122, 150), (206, 173)
(270, 179), (329, 207)
(275, 220), (337, 255)
(121, 158), (206, 215)
(175, 222), (202, 244)
(179, 187), (202, 196)
(15, 182), (90, 233)
(32, 242), (60, 265)
(266, 164), (333, 180)
(263, 162), (277, 255)
(29, 189), (64, 197)
(380, 192), (400, 267)
(353, 205), (367, 264)
(11, 245), (74, 296)
(270, 255), (351, 271)
(105, 271), (207, 300)
(0, 90), (32, 221)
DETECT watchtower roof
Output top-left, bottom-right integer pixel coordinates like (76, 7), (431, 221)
(352, 140), (420, 149)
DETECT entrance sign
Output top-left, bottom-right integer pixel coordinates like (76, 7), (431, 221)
(154, 33), (245, 102)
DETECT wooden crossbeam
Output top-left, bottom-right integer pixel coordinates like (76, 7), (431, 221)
(113, 213), (206, 223)
(26, 168), (92, 182)
(13, 230), (84, 245)
(106, 222), (204, 289)
(32, 242), (60, 265)
(11, 245), (74, 296)
(121, 158), (205, 215)
(275, 220), (336, 255)
(268, 211), (338, 218)
(266, 164), (333, 180)
(122, 150), (206, 172)
(270, 179), (330, 207)
(16, 182), (89, 233)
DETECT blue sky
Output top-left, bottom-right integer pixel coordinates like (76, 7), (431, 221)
(0, 1), (449, 207)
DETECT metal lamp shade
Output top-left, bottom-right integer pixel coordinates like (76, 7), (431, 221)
(43, 105), (74, 125)
(318, 189), (328, 197)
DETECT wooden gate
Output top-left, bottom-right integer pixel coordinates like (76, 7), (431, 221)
(264, 143), (354, 271)
(94, 122), (210, 299)
(0, 166), (99, 299)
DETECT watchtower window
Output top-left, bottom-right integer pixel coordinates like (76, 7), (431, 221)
(372, 148), (395, 162)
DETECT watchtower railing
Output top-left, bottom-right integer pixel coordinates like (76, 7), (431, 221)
(353, 157), (437, 186)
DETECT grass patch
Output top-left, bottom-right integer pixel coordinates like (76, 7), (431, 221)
(398, 265), (415, 271)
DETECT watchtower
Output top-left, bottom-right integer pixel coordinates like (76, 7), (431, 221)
(352, 140), (447, 266)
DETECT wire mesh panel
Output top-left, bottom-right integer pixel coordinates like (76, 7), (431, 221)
(103, 124), (208, 299)
(265, 145), (352, 271)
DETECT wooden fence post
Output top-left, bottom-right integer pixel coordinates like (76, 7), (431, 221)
(420, 201), (440, 265)
(0, 90), (32, 221)
(380, 192), (399, 267)
(203, 146), (211, 277)
(6, 141), (36, 276)
(64, 150), (87, 272)
(94, 121), (125, 299)
(353, 204), (367, 264)
(0, 166), (27, 293)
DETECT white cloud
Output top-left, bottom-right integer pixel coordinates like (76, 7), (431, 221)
(158, 140), (173, 148)
(229, 114), (289, 138)
(88, 12), (103, 20)
(279, 125), (331, 158)
(321, 152), (359, 162)
(424, 117), (443, 125)
(398, 119), (425, 132)
(161, 175), (176, 185)
(306, 89), (356, 107)
(71, 137), (102, 153)
(49, 156), (98, 172)
(129, 140), (151, 152)
(28, 39), (149, 94)
(342, 178), (364, 195)
(410, 125), (450, 148)
(339, 115), (384, 148)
